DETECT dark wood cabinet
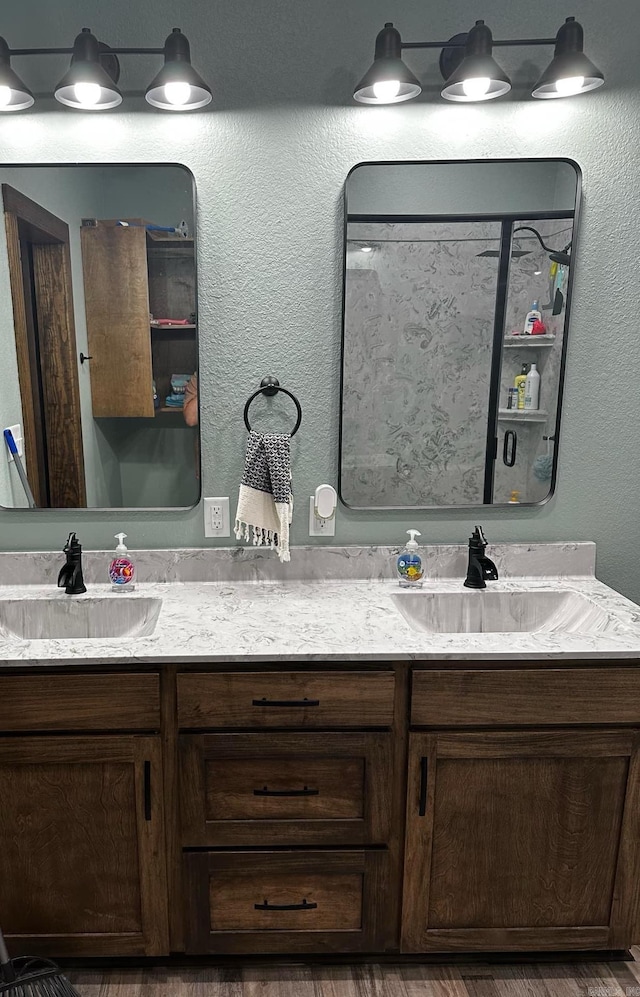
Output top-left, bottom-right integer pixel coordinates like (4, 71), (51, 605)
(402, 729), (640, 953)
(0, 734), (169, 956)
(3, 663), (640, 958)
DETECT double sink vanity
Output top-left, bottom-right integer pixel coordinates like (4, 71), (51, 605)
(2, 540), (640, 959)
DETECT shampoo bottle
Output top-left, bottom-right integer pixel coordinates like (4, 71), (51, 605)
(523, 300), (542, 335)
(514, 363), (530, 411)
(396, 530), (424, 588)
(109, 533), (136, 591)
(524, 363), (541, 411)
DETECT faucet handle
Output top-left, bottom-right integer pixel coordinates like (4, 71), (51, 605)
(471, 525), (487, 547)
(64, 532), (81, 555)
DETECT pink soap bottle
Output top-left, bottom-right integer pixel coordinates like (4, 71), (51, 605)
(108, 532), (136, 592)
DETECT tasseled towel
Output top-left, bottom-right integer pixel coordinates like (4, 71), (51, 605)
(234, 430), (293, 562)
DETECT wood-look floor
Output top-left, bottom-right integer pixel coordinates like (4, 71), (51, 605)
(68, 948), (640, 997)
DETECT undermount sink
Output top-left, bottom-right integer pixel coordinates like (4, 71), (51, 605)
(0, 597), (162, 640)
(391, 589), (615, 635)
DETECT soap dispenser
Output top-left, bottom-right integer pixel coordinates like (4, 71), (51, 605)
(109, 533), (136, 591)
(396, 530), (424, 588)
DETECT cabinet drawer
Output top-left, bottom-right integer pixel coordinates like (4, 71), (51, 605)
(177, 671), (395, 729)
(0, 673), (160, 732)
(179, 732), (392, 846)
(184, 850), (390, 953)
(411, 667), (640, 727)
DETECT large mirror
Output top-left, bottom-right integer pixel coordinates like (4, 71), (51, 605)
(0, 164), (199, 510)
(340, 159), (580, 509)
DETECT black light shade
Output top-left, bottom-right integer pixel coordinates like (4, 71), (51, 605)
(54, 28), (122, 109)
(353, 23), (422, 104)
(145, 28), (212, 110)
(532, 17), (604, 98)
(441, 20), (511, 102)
(0, 38), (34, 111)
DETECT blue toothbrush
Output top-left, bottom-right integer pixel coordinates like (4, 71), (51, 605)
(4, 429), (36, 507)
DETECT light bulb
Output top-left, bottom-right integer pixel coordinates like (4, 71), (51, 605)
(372, 79), (400, 102)
(73, 82), (101, 106)
(164, 81), (191, 106)
(0, 86), (11, 107)
(360, 245), (373, 253)
(555, 75), (585, 96)
(462, 77), (491, 99)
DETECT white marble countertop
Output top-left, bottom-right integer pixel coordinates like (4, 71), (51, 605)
(1, 572), (640, 667)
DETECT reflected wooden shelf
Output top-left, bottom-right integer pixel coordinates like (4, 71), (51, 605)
(503, 335), (556, 347)
(151, 323), (196, 331)
(498, 408), (548, 423)
(157, 406), (185, 415)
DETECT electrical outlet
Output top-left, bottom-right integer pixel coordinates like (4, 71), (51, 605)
(309, 496), (336, 537)
(204, 496), (230, 537)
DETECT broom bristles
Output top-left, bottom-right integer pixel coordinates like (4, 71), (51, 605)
(0, 962), (81, 997)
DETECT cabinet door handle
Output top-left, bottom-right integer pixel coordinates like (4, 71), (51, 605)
(143, 760), (151, 821)
(252, 696), (320, 708)
(503, 429), (517, 467)
(253, 785), (319, 797)
(418, 756), (428, 817)
(254, 898), (318, 912)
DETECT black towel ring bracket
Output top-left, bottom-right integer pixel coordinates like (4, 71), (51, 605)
(243, 376), (302, 437)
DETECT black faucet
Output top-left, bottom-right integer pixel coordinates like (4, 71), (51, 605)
(464, 526), (499, 590)
(57, 533), (87, 595)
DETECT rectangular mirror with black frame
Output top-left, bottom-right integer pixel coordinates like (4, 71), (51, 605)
(339, 158), (580, 510)
(0, 163), (199, 510)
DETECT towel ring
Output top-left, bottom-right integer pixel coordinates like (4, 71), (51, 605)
(243, 376), (303, 437)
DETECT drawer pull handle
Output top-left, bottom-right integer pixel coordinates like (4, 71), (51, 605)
(253, 785), (320, 797)
(254, 898), (318, 912)
(252, 696), (320, 708)
(418, 756), (428, 817)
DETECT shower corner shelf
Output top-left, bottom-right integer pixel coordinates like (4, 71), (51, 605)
(498, 408), (548, 423)
(503, 335), (556, 347)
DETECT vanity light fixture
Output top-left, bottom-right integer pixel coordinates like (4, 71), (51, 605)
(0, 26), (212, 112)
(145, 29), (212, 110)
(353, 23), (422, 104)
(532, 17), (604, 98)
(440, 21), (511, 102)
(0, 37), (34, 110)
(54, 29), (122, 109)
(353, 16), (603, 105)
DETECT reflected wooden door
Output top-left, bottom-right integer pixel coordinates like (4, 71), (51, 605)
(3, 183), (86, 507)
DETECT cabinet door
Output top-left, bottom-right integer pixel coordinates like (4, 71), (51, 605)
(0, 736), (169, 957)
(81, 224), (154, 418)
(402, 730), (640, 953)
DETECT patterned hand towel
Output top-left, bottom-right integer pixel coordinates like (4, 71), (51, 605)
(234, 430), (293, 562)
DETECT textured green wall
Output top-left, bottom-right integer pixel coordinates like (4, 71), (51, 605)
(0, 0), (637, 602)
